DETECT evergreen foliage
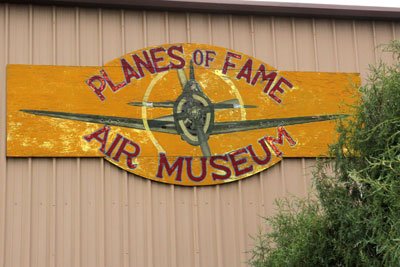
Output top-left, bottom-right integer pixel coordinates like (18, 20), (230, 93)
(247, 41), (400, 266)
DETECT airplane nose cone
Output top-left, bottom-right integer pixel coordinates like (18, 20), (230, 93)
(188, 105), (203, 120)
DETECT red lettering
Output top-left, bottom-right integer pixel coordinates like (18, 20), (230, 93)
(156, 153), (184, 181)
(264, 126), (296, 157)
(149, 47), (169, 72)
(246, 138), (271, 165)
(132, 51), (155, 77)
(100, 69), (127, 92)
(193, 49), (204, 66)
(251, 65), (277, 86)
(185, 157), (207, 182)
(236, 59), (253, 84)
(252, 66), (278, 95)
(121, 58), (140, 83)
(205, 50), (216, 67)
(104, 134), (122, 157)
(222, 52), (241, 74)
(83, 125), (110, 153)
(168, 45), (185, 69)
(112, 134), (140, 169)
(262, 72), (278, 93)
(268, 76), (293, 104)
(228, 148), (254, 176)
(86, 75), (107, 101)
(210, 155), (232, 180)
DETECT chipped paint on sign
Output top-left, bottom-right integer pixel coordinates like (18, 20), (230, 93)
(7, 43), (360, 186)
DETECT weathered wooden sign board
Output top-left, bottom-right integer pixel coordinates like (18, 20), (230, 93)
(7, 43), (359, 186)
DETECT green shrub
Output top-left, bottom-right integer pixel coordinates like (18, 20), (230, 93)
(247, 40), (400, 266)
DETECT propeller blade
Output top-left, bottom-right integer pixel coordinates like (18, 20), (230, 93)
(152, 114), (174, 122)
(195, 121), (211, 157)
(213, 103), (257, 109)
(177, 68), (188, 90)
(189, 60), (195, 80)
(212, 99), (257, 110)
(127, 101), (174, 108)
(217, 99), (240, 106)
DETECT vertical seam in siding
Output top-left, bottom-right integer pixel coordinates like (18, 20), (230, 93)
(99, 160), (105, 267)
(27, 5), (33, 267)
(52, 6), (56, 65)
(146, 180), (153, 267)
(165, 11), (170, 44)
(280, 159), (287, 196)
(98, 8), (106, 267)
(121, 9), (125, 54)
(29, 5), (32, 64)
(186, 12), (191, 43)
(142, 11), (153, 267)
(27, 159), (33, 266)
(250, 14), (266, 224)
(229, 14), (245, 266)
(371, 20), (377, 65)
(4, 3), (8, 66)
(99, 8), (103, 64)
(207, 14), (212, 44)
(271, 16), (277, 68)
(143, 11), (147, 48)
(169, 184), (177, 267)
(75, 158), (81, 267)
(301, 160), (307, 193)
(75, 7), (81, 267)
(122, 172), (129, 267)
(164, 11), (177, 267)
(250, 15), (255, 58)
(272, 16), (286, 196)
(186, 11), (200, 267)
(352, 20), (360, 72)
(291, 17), (298, 70)
(0, 4), (9, 267)
(292, 17), (307, 194)
(237, 181), (246, 267)
(50, 7), (57, 267)
(192, 187), (200, 267)
(120, 10), (130, 267)
(51, 158), (57, 267)
(332, 19), (339, 72)
(228, 14), (233, 49)
(208, 16), (223, 266)
(304, 18), (320, 193)
(214, 185), (223, 267)
(391, 22), (396, 40)
(312, 18), (319, 71)
(75, 7), (80, 65)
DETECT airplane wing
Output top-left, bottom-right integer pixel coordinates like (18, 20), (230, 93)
(210, 114), (348, 135)
(20, 110), (178, 134)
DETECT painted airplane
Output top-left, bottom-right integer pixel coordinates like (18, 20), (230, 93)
(21, 61), (347, 157)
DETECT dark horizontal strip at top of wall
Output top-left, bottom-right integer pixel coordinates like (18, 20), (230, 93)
(8, 0), (400, 20)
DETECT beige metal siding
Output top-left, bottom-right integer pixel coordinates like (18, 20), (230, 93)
(0, 4), (398, 266)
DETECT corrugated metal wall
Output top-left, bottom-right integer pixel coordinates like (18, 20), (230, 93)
(0, 3), (398, 266)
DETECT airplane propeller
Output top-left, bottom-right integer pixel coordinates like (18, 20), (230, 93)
(126, 60), (256, 156)
(175, 61), (213, 156)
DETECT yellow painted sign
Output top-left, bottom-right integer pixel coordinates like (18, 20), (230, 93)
(7, 43), (359, 186)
